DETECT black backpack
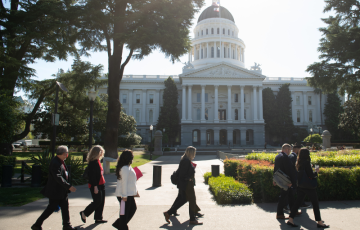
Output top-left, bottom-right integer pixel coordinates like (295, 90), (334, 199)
(170, 170), (179, 185)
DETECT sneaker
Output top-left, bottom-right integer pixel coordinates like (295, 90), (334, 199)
(31, 225), (42, 230)
(300, 203), (311, 208)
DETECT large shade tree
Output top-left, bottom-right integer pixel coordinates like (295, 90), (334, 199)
(78, 0), (204, 158)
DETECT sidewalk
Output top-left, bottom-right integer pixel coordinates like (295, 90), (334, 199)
(0, 155), (359, 230)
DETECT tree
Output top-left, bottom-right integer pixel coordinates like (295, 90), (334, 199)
(339, 97), (360, 138)
(306, 0), (360, 96)
(314, 88), (324, 125)
(156, 77), (180, 146)
(275, 84), (295, 142)
(262, 87), (279, 142)
(303, 133), (322, 144)
(323, 93), (343, 139)
(78, 0), (204, 158)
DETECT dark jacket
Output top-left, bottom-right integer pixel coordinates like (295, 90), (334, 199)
(274, 152), (297, 188)
(41, 156), (71, 199)
(177, 156), (195, 191)
(298, 161), (318, 180)
(88, 160), (101, 187)
(288, 152), (297, 167)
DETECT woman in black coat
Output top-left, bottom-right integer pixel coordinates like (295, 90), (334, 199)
(80, 145), (107, 224)
(287, 148), (329, 228)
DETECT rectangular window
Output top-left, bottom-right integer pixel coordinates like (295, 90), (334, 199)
(197, 93), (200, 102)
(205, 93), (208, 102)
(296, 96), (300, 105)
(122, 94), (127, 104)
(297, 110), (301, 122)
(218, 109), (226, 120)
(235, 94), (239, 102)
(149, 94), (154, 104)
(217, 28), (220, 34)
(205, 109), (208, 120)
(136, 94), (140, 103)
(193, 131), (198, 142)
(308, 96), (312, 105)
(244, 109), (247, 119)
(309, 110), (313, 122)
(223, 28), (225, 34)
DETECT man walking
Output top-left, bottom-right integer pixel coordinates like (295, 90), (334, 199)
(31, 146), (77, 230)
(274, 143), (297, 219)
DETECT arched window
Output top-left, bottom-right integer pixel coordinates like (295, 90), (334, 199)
(197, 108), (201, 120)
(206, 29), (208, 35)
(217, 28), (220, 34)
(297, 110), (301, 122)
(223, 28), (225, 34)
(224, 47), (226, 57)
(211, 47), (214, 58)
(205, 108), (209, 120)
(211, 28), (214, 34)
(136, 109), (140, 122)
(201, 49), (203, 59)
(235, 109), (238, 120)
(193, 131), (198, 142)
(228, 29), (230, 35)
(149, 110), (153, 123)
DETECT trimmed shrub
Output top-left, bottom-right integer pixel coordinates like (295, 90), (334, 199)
(203, 172), (212, 184)
(163, 147), (170, 151)
(208, 175), (253, 204)
(0, 155), (16, 181)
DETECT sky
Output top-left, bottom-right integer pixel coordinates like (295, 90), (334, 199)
(23, 0), (331, 96)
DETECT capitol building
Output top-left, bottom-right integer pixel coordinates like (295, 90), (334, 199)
(101, 2), (344, 147)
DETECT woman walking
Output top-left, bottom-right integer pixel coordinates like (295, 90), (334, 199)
(163, 146), (203, 225)
(287, 148), (329, 228)
(113, 150), (139, 230)
(80, 145), (107, 224)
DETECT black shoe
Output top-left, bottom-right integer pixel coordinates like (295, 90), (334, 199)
(317, 224), (330, 228)
(195, 213), (204, 217)
(300, 203), (312, 208)
(31, 225), (42, 230)
(79, 211), (86, 223)
(283, 206), (290, 211)
(63, 225), (77, 230)
(287, 221), (298, 227)
(171, 213), (180, 216)
(112, 219), (120, 229)
(95, 220), (108, 223)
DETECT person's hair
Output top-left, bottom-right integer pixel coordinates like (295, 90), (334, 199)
(116, 150), (134, 180)
(56, 145), (68, 155)
(181, 146), (196, 161)
(86, 145), (105, 163)
(296, 148), (311, 171)
(282, 143), (291, 151)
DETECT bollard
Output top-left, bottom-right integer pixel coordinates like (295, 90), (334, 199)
(152, 165), (162, 187)
(31, 165), (42, 187)
(66, 165), (72, 185)
(1, 165), (13, 187)
(211, 165), (220, 177)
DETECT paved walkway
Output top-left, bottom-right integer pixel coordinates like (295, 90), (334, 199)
(0, 155), (359, 230)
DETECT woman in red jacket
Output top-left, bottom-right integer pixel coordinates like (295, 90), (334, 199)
(80, 145), (107, 224)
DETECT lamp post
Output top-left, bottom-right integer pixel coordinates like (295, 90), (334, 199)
(51, 81), (68, 158)
(150, 125), (153, 160)
(310, 128), (313, 145)
(88, 89), (98, 151)
(163, 128), (166, 147)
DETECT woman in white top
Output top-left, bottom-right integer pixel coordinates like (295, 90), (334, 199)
(112, 150), (139, 230)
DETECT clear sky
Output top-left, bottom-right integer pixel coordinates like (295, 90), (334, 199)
(25, 0), (331, 88)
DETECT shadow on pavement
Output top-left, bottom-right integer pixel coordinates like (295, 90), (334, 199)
(75, 223), (98, 229)
(159, 216), (195, 230)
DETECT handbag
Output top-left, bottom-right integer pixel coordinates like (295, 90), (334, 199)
(170, 170), (179, 185)
(273, 169), (291, 191)
(298, 170), (317, 189)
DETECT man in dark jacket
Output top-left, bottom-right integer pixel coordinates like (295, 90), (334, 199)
(31, 146), (77, 230)
(274, 143), (297, 219)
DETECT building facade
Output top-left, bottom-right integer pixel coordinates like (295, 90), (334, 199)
(100, 3), (345, 147)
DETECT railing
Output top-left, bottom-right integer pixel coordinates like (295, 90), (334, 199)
(122, 75), (179, 79)
(264, 77), (306, 82)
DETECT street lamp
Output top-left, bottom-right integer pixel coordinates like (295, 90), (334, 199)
(309, 128), (313, 146)
(51, 81), (68, 158)
(150, 125), (153, 160)
(88, 89), (98, 151)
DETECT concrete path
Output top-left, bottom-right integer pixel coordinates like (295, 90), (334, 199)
(0, 155), (359, 230)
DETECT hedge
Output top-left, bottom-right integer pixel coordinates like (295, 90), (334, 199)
(203, 173), (253, 204)
(0, 155), (16, 182)
(224, 159), (360, 202)
(246, 152), (360, 166)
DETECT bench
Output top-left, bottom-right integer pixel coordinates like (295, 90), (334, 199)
(103, 157), (118, 174)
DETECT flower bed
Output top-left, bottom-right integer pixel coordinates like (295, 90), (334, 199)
(203, 173), (253, 204)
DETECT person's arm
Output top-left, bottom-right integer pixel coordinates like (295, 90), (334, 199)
(178, 158), (190, 182)
(89, 161), (101, 193)
(305, 163), (318, 179)
(120, 167), (129, 201)
(50, 161), (71, 191)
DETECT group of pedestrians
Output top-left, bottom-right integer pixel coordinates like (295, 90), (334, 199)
(31, 146), (138, 230)
(274, 143), (330, 228)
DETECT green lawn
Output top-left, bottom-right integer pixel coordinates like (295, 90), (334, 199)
(0, 187), (44, 207)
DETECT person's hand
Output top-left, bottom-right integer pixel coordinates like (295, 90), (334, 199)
(273, 181), (277, 186)
(122, 197), (127, 202)
(134, 191), (140, 197)
(69, 186), (76, 192)
(288, 183), (292, 188)
(94, 186), (98, 194)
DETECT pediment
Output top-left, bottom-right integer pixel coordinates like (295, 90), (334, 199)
(180, 62), (265, 80)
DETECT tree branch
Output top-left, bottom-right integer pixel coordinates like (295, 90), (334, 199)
(120, 48), (133, 74)
(103, 27), (112, 58)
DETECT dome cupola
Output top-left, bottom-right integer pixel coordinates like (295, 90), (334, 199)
(198, 5), (235, 23)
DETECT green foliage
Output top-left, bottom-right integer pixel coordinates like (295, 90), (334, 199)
(156, 77), (180, 145)
(303, 134), (323, 143)
(0, 95), (23, 144)
(0, 155), (17, 182)
(208, 175), (253, 204)
(0, 188), (44, 207)
(163, 147), (171, 151)
(339, 98), (360, 138)
(324, 93), (349, 140)
(162, 133), (169, 145)
(262, 88), (278, 140)
(118, 133), (142, 148)
(306, 0), (360, 96)
(203, 172), (212, 184)
(64, 155), (87, 186)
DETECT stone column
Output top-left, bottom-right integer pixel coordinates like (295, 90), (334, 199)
(201, 85), (206, 123)
(220, 41), (222, 58)
(242, 48), (245, 63)
(253, 86), (257, 121)
(181, 85), (186, 121)
(240, 128), (247, 146)
(188, 52), (190, 62)
(207, 43), (209, 58)
(235, 45), (238, 60)
(141, 89), (147, 125)
(155, 89), (160, 124)
(259, 86), (264, 121)
(200, 127), (206, 146)
(214, 127), (220, 146)
(128, 89), (133, 116)
(227, 85), (232, 123)
(200, 43), (202, 59)
(240, 86), (245, 123)
(190, 47), (193, 62)
(194, 45), (197, 60)
(303, 91), (307, 123)
(214, 41), (216, 58)
(187, 85), (192, 122)
(214, 85), (219, 123)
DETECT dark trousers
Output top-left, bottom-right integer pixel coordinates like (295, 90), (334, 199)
(167, 189), (196, 221)
(113, 196), (137, 230)
(290, 188), (321, 221)
(277, 188), (294, 216)
(34, 195), (70, 227)
(83, 184), (105, 220)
